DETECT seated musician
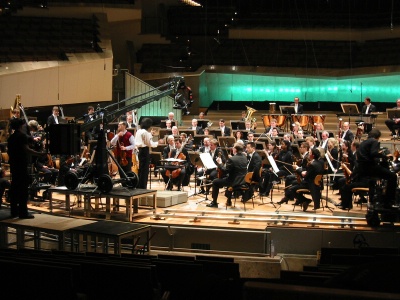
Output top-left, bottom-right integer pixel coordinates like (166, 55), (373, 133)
(278, 142), (310, 205)
(260, 140), (293, 197)
(244, 121), (255, 133)
(338, 122), (354, 145)
(385, 98), (400, 136)
(161, 138), (191, 191)
(293, 148), (325, 211)
(292, 121), (304, 140)
(171, 126), (179, 137)
(331, 140), (356, 191)
(198, 139), (226, 195)
(291, 97), (304, 114)
(265, 119), (279, 135)
(180, 133), (193, 151)
(219, 119), (231, 137)
(189, 119), (203, 135)
(110, 121), (135, 173)
(34, 153), (59, 186)
(165, 120), (172, 130)
(207, 143), (247, 208)
(246, 142), (262, 196)
(326, 137), (340, 174)
(163, 135), (175, 159)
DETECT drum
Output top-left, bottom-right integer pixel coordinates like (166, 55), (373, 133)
(298, 115), (309, 127)
(269, 103), (276, 113)
(291, 115), (300, 124)
(276, 115), (286, 127)
(262, 114), (271, 127)
(312, 115), (326, 124)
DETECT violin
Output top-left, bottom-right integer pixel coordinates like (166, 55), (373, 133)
(47, 153), (54, 168)
(341, 162), (352, 184)
(217, 152), (224, 178)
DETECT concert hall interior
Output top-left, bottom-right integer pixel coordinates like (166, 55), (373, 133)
(1, 1), (400, 299)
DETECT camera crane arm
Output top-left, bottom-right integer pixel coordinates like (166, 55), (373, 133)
(80, 76), (184, 133)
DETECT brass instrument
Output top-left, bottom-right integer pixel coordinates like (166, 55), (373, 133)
(244, 105), (257, 129)
(207, 121), (213, 128)
(10, 94), (22, 118)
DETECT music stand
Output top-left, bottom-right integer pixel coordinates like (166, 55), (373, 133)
(187, 151), (204, 199)
(279, 105), (296, 115)
(209, 129), (222, 138)
(159, 129), (172, 140)
(179, 129), (196, 137)
(255, 141), (266, 150)
(230, 120), (245, 130)
(160, 120), (176, 128)
(197, 119), (210, 129)
(387, 109), (400, 119)
(218, 136), (236, 148)
(341, 104), (359, 123)
(149, 152), (163, 188)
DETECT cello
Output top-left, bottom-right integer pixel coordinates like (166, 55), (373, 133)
(165, 151), (186, 179)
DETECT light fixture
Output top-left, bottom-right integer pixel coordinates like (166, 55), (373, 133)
(180, 0), (201, 7)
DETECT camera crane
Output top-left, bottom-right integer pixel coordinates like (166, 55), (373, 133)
(61, 76), (184, 193)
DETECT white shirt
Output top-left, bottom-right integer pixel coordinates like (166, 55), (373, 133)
(135, 128), (158, 148)
(53, 114), (58, 124)
(110, 130), (136, 150)
(294, 105), (298, 113)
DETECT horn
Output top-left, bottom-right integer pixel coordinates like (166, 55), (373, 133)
(244, 105), (257, 128)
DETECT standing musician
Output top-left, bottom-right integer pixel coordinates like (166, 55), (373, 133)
(278, 142), (310, 205)
(47, 106), (60, 127)
(161, 138), (191, 191)
(207, 143), (247, 208)
(357, 129), (397, 209)
(291, 97), (304, 114)
(8, 118), (46, 218)
(260, 140), (293, 197)
(110, 121), (135, 173)
(219, 119), (231, 137)
(362, 97), (377, 114)
(293, 148), (325, 211)
(135, 117), (158, 189)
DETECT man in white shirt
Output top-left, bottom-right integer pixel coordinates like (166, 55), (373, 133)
(47, 106), (60, 127)
(291, 97), (304, 114)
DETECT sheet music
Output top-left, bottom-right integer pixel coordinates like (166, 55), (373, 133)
(267, 154), (280, 173)
(200, 153), (217, 169)
(325, 151), (337, 173)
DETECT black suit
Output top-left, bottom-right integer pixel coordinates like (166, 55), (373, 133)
(341, 129), (354, 143)
(211, 153), (247, 205)
(189, 126), (203, 135)
(361, 104), (377, 114)
(290, 103), (304, 114)
(385, 106), (400, 135)
(47, 115), (59, 127)
(247, 151), (262, 182)
(219, 126), (231, 137)
(295, 159), (325, 209)
(162, 145), (175, 159)
(161, 147), (191, 189)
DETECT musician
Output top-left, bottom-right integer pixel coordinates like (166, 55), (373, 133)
(47, 106), (60, 127)
(235, 131), (244, 144)
(171, 126), (179, 137)
(84, 106), (99, 143)
(292, 122), (304, 140)
(320, 131), (330, 149)
(34, 151), (59, 186)
(265, 119), (279, 135)
(245, 121), (255, 133)
(189, 119), (203, 135)
(135, 117), (158, 189)
(351, 140), (360, 155)
(8, 108), (20, 134)
(8, 118), (46, 218)
(198, 112), (205, 120)
(110, 121), (135, 173)
(180, 133), (193, 150)
(331, 140), (356, 191)
(315, 122), (324, 131)
(240, 111), (247, 121)
(326, 137), (340, 173)
(290, 97), (304, 114)
(305, 136), (316, 149)
(167, 112), (175, 121)
(165, 120), (172, 130)
(27, 120), (43, 151)
(246, 142), (262, 183)
(338, 122), (354, 144)
(219, 119), (231, 137)
(126, 114), (136, 128)
(361, 97), (377, 114)
(260, 140), (293, 197)
(247, 133), (255, 143)
(207, 143), (247, 208)
(161, 138), (191, 191)
(357, 129), (397, 209)
(278, 142), (310, 205)
(203, 127), (210, 136)
(385, 98), (400, 136)
(269, 128), (280, 140)
(0, 170), (10, 206)
(198, 137), (210, 153)
(163, 135), (175, 159)
(293, 148), (325, 211)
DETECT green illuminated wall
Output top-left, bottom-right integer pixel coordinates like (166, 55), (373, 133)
(200, 72), (400, 107)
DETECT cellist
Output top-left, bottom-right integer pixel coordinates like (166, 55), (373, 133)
(110, 121), (135, 173)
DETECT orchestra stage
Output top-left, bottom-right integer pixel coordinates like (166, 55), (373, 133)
(18, 178), (400, 257)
